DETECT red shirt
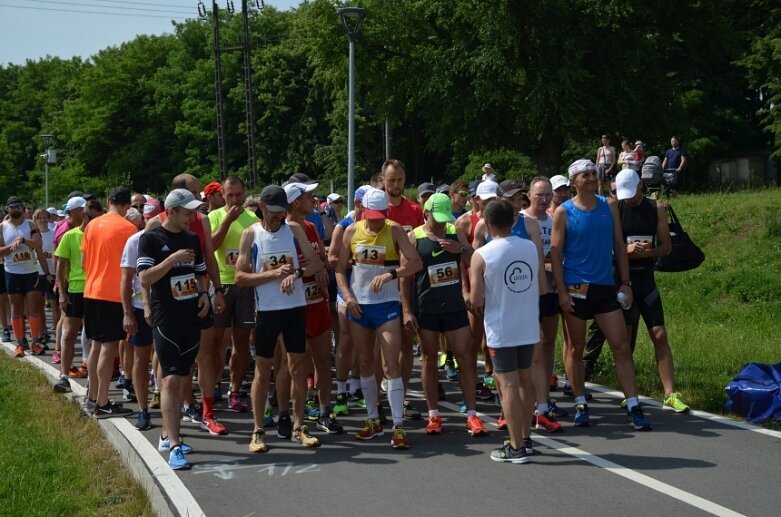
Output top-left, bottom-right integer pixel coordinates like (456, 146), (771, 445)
(387, 197), (423, 232)
(297, 220), (326, 305)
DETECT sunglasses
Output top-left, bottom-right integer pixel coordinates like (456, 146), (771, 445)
(8, 203), (24, 210)
(456, 191), (469, 198)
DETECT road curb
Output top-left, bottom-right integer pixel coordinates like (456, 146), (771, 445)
(0, 340), (204, 517)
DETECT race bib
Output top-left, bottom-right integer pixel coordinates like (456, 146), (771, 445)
(303, 281), (323, 305)
(427, 261), (459, 287)
(567, 283), (589, 300)
(43, 251), (53, 259)
(224, 248), (239, 267)
(261, 250), (292, 271)
(353, 244), (386, 267)
(170, 273), (198, 301)
(11, 250), (32, 264)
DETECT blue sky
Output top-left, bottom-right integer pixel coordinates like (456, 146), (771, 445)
(0, 0), (300, 65)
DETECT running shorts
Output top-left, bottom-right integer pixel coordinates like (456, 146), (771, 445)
(255, 306), (307, 359)
(153, 324), (200, 378)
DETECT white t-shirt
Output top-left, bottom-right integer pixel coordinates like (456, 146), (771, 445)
(120, 231), (145, 310)
(475, 235), (540, 348)
(252, 222), (304, 311)
(2, 220), (39, 275)
(37, 230), (55, 275)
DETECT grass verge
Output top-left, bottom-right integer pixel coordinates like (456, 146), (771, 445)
(0, 352), (152, 516)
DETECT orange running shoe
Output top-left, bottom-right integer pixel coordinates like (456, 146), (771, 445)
(355, 418), (384, 440)
(30, 342), (44, 356)
(496, 413), (508, 430)
(14, 345), (25, 358)
(425, 415), (443, 435)
(466, 415), (488, 436)
(69, 366), (88, 379)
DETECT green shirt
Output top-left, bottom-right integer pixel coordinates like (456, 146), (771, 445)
(54, 227), (85, 293)
(208, 207), (259, 285)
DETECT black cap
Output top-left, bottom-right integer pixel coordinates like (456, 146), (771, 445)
(417, 182), (435, 196)
(260, 185), (291, 212)
(6, 196), (22, 206)
(289, 172), (317, 185)
(68, 190), (95, 201)
(109, 186), (132, 205)
(499, 179), (526, 198)
(468, 179), (482, 196)
(435, 183), (450, 194)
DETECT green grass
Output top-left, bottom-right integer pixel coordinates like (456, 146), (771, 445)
(0, 353), (152, 516)
(582, 188), (781, 416)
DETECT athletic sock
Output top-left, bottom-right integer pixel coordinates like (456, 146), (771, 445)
(202, 396), (214, 419)
(626, 397), (639, 411)
(11, 315), (24, 341)
(428, 408), (440, 418)
(81, 332), (90, 362)
(536, 402), (549, 415)
(466, 409), (477, 417)
(28, 314), (43, 340)
(360, 376), (378, 419)
(387, 376), (404, 426)
(349, 377), (360, 395)
(575, 396), (587, 405)
(336, 379), (347, 394)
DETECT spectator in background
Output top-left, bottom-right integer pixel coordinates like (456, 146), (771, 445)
(619, 140), (639, 173)
(662, 135), (687, 196)
(203, 181), (225, 212)
(323, 193), (343, 228)
(481, 163), (497, 182)
(595, 135), (616, 196)
(633, 141), (645, 167)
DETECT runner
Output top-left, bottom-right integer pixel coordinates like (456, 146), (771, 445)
(33, 208), (58, 348)
(235, 185), (326, 452)
(0, 196), (46, 356)
(470, 198), (543, 463)
(203, 181), (225, 212)
(284, 182), (344, 434)
(549, 175), (571, 215)
(550, 159), (652, 431)
(335, 187), (422, 447)
(400, 193), (487, 436)
(137, 189), (210, 470)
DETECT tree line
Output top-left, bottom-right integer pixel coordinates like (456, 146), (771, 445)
(1, 0), (779, 205)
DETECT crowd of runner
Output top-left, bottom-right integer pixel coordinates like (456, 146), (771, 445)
(0, 156), (691, 469)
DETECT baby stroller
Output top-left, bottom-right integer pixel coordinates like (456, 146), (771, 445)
(641, 156), (663, 196)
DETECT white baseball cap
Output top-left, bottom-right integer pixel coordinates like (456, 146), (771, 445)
(284, 181), (318, 203)
(550, 175), (570, 191)
(164, 189), (204, 210)
(475, 180), (499, 200)
(64, 196), (87, 212)
(327, 193), (343, 203)
(615, 170), (641, 200)
(362, 187), (389, 219)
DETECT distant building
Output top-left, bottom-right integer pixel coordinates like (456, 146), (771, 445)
(708, 150), (778, 187)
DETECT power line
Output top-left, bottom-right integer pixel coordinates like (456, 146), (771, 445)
(26, 0), (192, 15)
(91, 0), (197, 7)
(0, 4), (188, 19)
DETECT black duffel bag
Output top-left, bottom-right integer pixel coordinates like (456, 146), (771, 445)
(655, 204), (705, 272)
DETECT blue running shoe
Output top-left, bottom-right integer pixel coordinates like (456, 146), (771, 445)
(574, 404), (590, 427)
(135, 409), (152, 431)
(168, 446), (191, 470)
(459, 401), (467, 414)
(158, 436), (193, 454)
(627, 406), (653, 431)
(304, 401), (320, 421)
(445, 363), (459, 381)
(548, 398), (569, 417)
(263, 405), (275, 427)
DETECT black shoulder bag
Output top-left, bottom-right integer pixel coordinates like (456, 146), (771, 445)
(655, 204), (705, 272)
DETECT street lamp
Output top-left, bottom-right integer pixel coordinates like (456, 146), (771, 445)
(337, 6), (366, 211)
(40, 134), (54, 207)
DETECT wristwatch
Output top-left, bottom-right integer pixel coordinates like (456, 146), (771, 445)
(459, 245), (468, 254)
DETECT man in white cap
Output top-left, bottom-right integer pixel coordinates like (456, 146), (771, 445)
(583, 170), (689, 413)
(335, 187), (422, 448)
(481, 163), (496, 182)
(548, 175), (571, 216)
(550, 159), (652, 431)
(323, 193), (344, 230)
(137, 188), (211, 470)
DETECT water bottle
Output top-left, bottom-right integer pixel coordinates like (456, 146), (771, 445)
(617, 291), (631, 310)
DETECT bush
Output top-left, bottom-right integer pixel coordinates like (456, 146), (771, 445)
(461, 148), (538, 184)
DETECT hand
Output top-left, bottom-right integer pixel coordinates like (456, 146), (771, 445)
(10, 237), (22, 251)
(437, 238), (462, 255)
(123, 311), (138, 337)
(370, 272), (391, 293)
(213, 290), (225, 314)
(558, 292), (575, 313)
(197, 293), (210, 318)
(226, 204), (243, 223)
(626, 242), (650, 257)
(463, 295), (473, 313)
(144, 304), (153, 327)
(619, 284), (633, 306)
(403, 311), (419, 332)
(168, 248), (194, 265)
(280, 272), (297, 295)
(346, 299), (362, 319)
(315, 270), (329, 296)
(59, 296), (69, 313)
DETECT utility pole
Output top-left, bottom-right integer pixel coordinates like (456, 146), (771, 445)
(241, 0), (262, 190)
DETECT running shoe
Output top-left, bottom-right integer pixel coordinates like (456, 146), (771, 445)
(19, 337), (29, 349)
(564, 384), (593, 401)
(490, 442), (529, 464)
(69, 365), (88, 379)
(574, 403), (590, 427)
(200, 416), (228, 436)
(149, 390), (161, 409)
(377, 403), (388, 426)
(182, 405), (202, 423)
(475, 382), (493, 401)
(263, 405), (275, 427)
(380, 377), (388, 393)
(333, 393), (349, 416)
(304, 400), (320, 421)
(14, 345), (25, 358)
(548, 398), (569, 417)
(122, 387), (137, 402)
(549, 372), (559, 391)
(355, 419), (384, 440)
(496, 414), (508, 430)
(627, 406), (653, 431)
(292, 425), (320, 447)
(168, 446), (191, 470)
(249, 429), (269, 453)
(115, 374), (127, 390)
(391, 425), (410, 449)
(349, 389), (366, 407)
(466, 415), (488, 436)
(437, 382), (447, 402)
(94, 402), (130, 417)
(523, 437), (534, 455)
(1, 327), (10, 341)
(458, 401), (467, 414)
(425, 415), (443, 435)
(135, 409), (152, 430)
(53, 376), (71, 393)
(403, 400), (421, 420)
(82, 398), (97, 413)
(158, 436), (192, 453)
(444, 362), (458, 381)
(535, 411), (563, 433)
(52, 350), (61, 364)
(483, 373), (496, 390)
(228, 392), (249, 413)
(277, 414), (292, 439)
(663, 392), (690, 413)
(30, 342), (44, 356)
(316, 413), (344, 434)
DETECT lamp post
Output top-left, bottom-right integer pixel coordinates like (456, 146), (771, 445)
(337, 6), (366, 211)
(40, 134), (54, 207)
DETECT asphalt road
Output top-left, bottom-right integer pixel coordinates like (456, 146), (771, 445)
(3, 332), (779, 517)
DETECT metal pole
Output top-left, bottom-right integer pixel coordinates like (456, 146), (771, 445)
(384, 118), (391, 160)
(213, 1), (228, 180)
(242, 0), (257, 190)
(347, 38), (356, 211)
(44, 155), (49, 207)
